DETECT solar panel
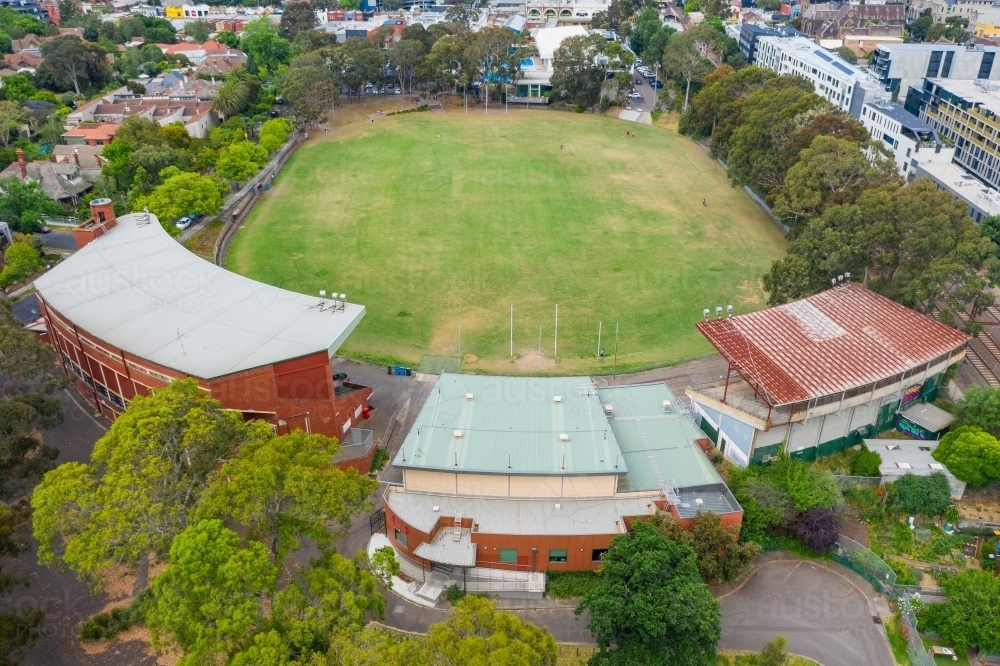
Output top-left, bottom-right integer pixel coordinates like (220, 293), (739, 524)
(814, 49), (832, 62)
(833, 61), (855, 76)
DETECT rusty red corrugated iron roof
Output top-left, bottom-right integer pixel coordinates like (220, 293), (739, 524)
(696, 283), (969, 406)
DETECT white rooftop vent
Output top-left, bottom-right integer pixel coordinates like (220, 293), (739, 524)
(465, 393), (474, 400)
(662, 400), (672, 412)
(453, 430), (463, 438)
(553, 396), (562, 403)
(554, 503), (561, 509)
(432, 505), (439, 512)
(896, 462), (912, 469)
(559, 433), (570, 442)
(695, 498), (704, 507)
(604, 404), (614, 415)
(929, 463), (944, 470)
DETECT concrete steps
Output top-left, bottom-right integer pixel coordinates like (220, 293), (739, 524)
(618, 109), (641, 122)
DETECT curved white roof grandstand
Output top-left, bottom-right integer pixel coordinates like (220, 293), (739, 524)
(33, 212), (365, 379)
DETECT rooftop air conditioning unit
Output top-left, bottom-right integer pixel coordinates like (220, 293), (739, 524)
(453, 430), (463, 438)
(662, 400), (672, 412)
(554, 503), (561, 509)
(553, 396), (562, 403)
(695, 498), (704, 507)
(465, 393), (474, 400)
(559, 433), (570, 442)
(432, 505), (439, 512)
(604, 404), (614, 415)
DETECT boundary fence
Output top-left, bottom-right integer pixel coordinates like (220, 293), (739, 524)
(213, 132), (304, 266)
(832, 534), (896, 594)
(899, 594), (935, 666)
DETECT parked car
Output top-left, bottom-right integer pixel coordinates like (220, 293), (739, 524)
(387, 83), (394, 89)
(270, 110), (281, 117)
(394, 88), (402, 95)
(175, 217), (192, 231)
(634, 59), (643, 67)
(627, 92), (643, 100)
(39, 225), (51, 233)
(191, 212), (204, 221)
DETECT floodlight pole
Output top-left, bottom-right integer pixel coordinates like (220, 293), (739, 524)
(458, 324), (462, 366)
(597, 321), (602, 358)
(538, 325), (542, 373)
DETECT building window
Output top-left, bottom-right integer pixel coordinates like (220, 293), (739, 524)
(549, 549), (568, 563)
(592, 548), (608, 562)
(499, 548), (518, 563)
(394, 529), (408, 549)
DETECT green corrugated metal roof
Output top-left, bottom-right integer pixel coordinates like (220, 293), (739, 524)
(597, 384), (723, 493)
(394, 374), (627, 476)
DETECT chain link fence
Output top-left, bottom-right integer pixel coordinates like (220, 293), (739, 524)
(898, 594), (935, 666)
(833, 534), (897, 594)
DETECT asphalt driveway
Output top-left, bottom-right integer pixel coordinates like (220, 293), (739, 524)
(719, 558), (895, 666)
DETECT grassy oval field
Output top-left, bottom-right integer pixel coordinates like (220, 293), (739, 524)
(227, 111), (787, 375)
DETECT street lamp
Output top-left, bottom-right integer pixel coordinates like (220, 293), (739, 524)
(531, 547), (537, 572)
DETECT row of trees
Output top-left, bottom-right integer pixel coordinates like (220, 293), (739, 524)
(683, 64), (1000, 320)
(0, 297), (68, 663)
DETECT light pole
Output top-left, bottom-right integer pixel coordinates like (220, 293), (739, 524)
(654, 63), (659, 107)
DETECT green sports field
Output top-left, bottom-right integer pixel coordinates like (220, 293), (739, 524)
(227, 111), (787, 375)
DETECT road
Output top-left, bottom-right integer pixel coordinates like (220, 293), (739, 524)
(35, 230), (77, 251)
(11, 292), (41, 324)
(625, 67), (661, 114)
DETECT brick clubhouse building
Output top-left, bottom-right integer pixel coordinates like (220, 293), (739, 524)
(382, 373), (741, 594)
(32, 200), (377, 471)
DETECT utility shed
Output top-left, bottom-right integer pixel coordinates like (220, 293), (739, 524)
(896, 402), (956, 440)
(867, 438), (965, 499)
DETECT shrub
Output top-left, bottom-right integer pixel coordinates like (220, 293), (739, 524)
(79, 590), (150, 642)
(886, 558), (920, 586)
(850, 444), (882, 477)
(794, 507), (839, 554)
(545, 570), (601, 599)
(443, 584), (465, 605)
(0, 240), (45, 288)
(782, 461), (843, 512)
(759, 635), (789, 666)
(891, 472), (952, 516)
(369, 448), (389, 473)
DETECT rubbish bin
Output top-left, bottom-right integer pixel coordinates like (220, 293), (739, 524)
(387, 366), (392, 375)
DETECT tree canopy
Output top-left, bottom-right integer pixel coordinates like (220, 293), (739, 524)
(933, 425), (1000, 486)
(31, 380), (272, 589)
(577, 521), (721, 665)
(133, 171), (226, 232)
(551, 34), (610, 108)
(955, 385), (1000, 438)
(922, 570), (1000, 653)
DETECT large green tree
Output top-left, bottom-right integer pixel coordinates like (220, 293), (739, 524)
(39, 36), (111, 95)
(922, 570), (1000, 653)
(428, 595), (558, 665)
(147, 519), (277, 666)
(577, 521), (721, 666)
(933, 425), (1000, 487)
(133, 171), (226, 232)
(196, 430), (377, 559)
(551, 33), (609, 107)
(241, 19), (292, 74)
(279, 1), (317, 40)
(31, 380), (272, 589)
(762, 179), (1000, 313)
(215, 141), (269, 183)
(770, 134), (898, 225)
(955, 384), (1000, 437)
(0, 177), (62, 233)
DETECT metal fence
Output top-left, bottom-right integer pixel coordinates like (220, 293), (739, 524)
(899, 594), (935, 666)
(832, 534), (897, 594)
(833, 475), (884, 489)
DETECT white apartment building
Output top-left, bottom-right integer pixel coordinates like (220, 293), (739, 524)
(754, 36), (883, 118)
(524, 0), (609, 24)
(859, 100), (954, 175)
(907, 0), (999, 23)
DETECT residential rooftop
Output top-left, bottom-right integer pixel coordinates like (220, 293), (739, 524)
(924, 77), (1000, 118)
(392, 374), (626, 477)
(865, 100), (936, 132)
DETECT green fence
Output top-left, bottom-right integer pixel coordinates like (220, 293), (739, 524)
(833, 534), (896, 595)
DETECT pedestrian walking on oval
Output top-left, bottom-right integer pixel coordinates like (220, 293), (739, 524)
(703, 199), (707, 206)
